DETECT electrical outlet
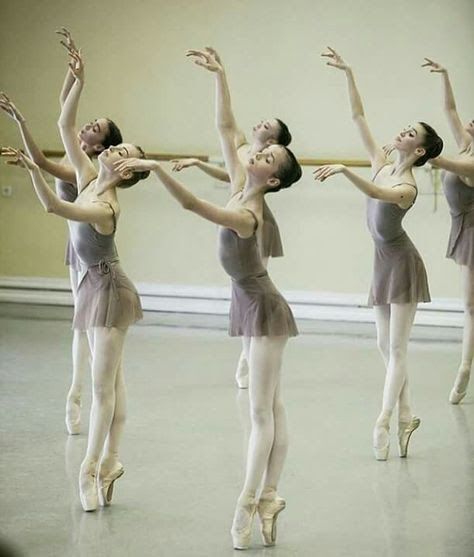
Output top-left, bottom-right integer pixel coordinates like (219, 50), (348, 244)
(1, 185), (13, 197)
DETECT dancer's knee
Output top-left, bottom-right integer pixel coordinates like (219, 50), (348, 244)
(250, 404), (273, 427)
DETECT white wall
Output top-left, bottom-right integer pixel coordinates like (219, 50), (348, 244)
(0, 0), (473, 298)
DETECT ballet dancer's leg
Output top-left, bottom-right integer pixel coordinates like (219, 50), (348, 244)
(373, 303), (417, 459)
(231, 335), (287, 548)
(235, 338), (250, 389)
(65, 267), (90, 434)
(79, 326), (126, 511)
(450, 265), (474, 403)
(374, 305), (412, 423)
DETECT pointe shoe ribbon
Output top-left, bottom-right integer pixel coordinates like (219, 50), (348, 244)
(257, 496), (286, 547)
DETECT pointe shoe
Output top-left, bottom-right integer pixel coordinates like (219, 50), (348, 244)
(98, 463), (124, 506)
(65, 397), (81, 435)
(373, 423), (390, 461)
(398, 416), (421, 458)
(449, 370), (470, 404)
(79, 469), (98, 512)
(257, 496), (286, 546)
(449, 387), (467, 405)
(230, 500), (257, 550)
(236, 373), (249, 389)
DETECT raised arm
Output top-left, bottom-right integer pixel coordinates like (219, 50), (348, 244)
(171, 158), (231, 182)
(313, 164), (416, 208)
(322, 47), (386, 170)
(0, 93), (76, 183)
(56, 28), (79, 107)
(422, 58), (471, 151)
(114, 157), (255, 237)
(186, 47), (246, 193)
(431, 155), (474, 180)
(1, 148), (113, 225)
(57, 46), (97, 190)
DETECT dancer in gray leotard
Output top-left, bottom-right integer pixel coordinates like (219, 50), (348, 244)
(367, 165), (430, 306)
(0, 27), (123, 436)
(115, 46), (302, 551)
(171, 103), (290, 389)
(315, 47), (442, 462)
(2, 46), (149, 513)
(422, 57), (474, 404)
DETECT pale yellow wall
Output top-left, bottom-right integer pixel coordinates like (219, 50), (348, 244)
(1, 0), (473, 297)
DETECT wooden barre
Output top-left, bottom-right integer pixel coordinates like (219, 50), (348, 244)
(43, 150), (371, 168)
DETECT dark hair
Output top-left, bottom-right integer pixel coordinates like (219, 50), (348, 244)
(274, 118), (292, 146)
(118, 145), (150, 189)
(102, 118), (123, 149)
(266, 146), (302, 194)
(414, 122), (443, 167)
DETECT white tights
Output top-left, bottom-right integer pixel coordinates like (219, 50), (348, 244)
(452, 266), (474, 393)
(67, 267), (89, 403)
(81, 326), (127, 474)
(373, 303), (417, 427)
(238, 335), (288, 505)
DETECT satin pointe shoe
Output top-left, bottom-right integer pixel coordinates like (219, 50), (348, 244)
(257, 496), (286, 547)
(79, 468), (98, 512)
(231, 499), (257, 550)
(398, 416), (421, 458)
(449, 388), (467, 404)
(373, 422), (390, 461)
(98, 463), (124, 506)
(65, 397), (81, 435)
(449, 370), (470, 404)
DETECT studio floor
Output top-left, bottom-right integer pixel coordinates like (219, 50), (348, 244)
(1, 304), (473, 557)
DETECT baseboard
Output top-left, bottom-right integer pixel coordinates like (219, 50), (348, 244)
(0, 276), (464, 328)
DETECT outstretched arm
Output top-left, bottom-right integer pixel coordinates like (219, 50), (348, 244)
(431, 156), (474, 179)
(56, 28), (79, 107)
(322, 47), (386, 170)
(1, 148), (112, 224)
(422, 58), (471, 151)
(114, 158), (255, 237)
(57, 46), (97, 190)
(186, 47), (246, 193)
(171, 158), (231, 182)
(314, 164), (416, 207)
(0, 93), (76, 183)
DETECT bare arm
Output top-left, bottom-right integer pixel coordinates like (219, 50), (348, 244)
(56, 27), (79, 107)
(422, 59), (471, 151)
(0, 93), (76, 183)
(187, 48), (246, 193)
(1, 148), (111, 224)
(322, 47), (386, 170)
(171, 158), (231, 182)
(57, 47), (97, 190)
(114, 158), (255, 237)
(431, 156), (474, 179)
(314, 164), (416, 207)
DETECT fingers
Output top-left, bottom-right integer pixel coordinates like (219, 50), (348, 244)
(312, 165), (336, 182)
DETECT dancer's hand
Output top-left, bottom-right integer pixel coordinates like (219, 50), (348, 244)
(60, 38), (84, 83)
(321, 47), (350, 71)
(382, 143), (396, 158)
(1, 147), (38, 171)
(0, 93), (25, 123)
(170, 158), (199, 172)
(114, 158), (159, 174)
(313, 164), (346, 182)
(186, 47), (224, 73)
(421, 58), (446, 73)
(56, 27), (78, 52)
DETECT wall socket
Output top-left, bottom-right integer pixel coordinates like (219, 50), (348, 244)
(1, 185), (13, 197)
